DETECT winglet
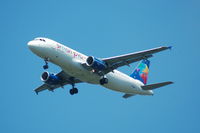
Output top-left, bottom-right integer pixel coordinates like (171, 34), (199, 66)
(168, 46), (172, 50)
(35, 90), (38, 95)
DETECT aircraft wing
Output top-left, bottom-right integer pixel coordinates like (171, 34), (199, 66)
(102, 46), (171, 72)
(82, 46), (171, 75)
(34, 71), (82, 94)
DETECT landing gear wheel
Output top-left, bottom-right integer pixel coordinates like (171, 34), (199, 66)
(74, 88), (78, 94)
(43, 64), (48, 69)
(69, 88), (78, 95)
(100, 78), (108, 85)
(70, 89), (74, 95)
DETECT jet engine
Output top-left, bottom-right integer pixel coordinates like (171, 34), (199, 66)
(86, 56), (107, 71)
(41, 71), (61, 85)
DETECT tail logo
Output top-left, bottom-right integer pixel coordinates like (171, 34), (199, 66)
(130, 59), (150, 84)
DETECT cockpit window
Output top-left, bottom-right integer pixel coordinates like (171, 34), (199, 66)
(35, 38), (46, 42)
(40, 39), (46, 42)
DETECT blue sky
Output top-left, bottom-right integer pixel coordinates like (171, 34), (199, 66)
(0, 0), (200, 133)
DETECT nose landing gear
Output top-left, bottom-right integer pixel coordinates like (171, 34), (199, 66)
(43, 58), (49, 69)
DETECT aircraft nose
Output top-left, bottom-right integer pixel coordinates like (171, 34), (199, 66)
(27, 40), (32, 46)
(28, 40), (36, 47)
(28, 40), (40, 50)
(27, 40), (42, 54)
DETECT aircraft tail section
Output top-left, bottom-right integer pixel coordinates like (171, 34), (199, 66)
(130, 59), (150, 85)
(122, 81), (173, 99)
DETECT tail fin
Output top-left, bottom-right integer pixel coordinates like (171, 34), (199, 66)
(130, 59), (150, 85)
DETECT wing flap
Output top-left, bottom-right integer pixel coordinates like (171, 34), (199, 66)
(141, 81), (173, 90)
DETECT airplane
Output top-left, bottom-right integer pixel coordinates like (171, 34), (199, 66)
(27, 37), (173, 98)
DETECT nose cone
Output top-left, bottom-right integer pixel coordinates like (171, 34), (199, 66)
(27, 40), (42, 54)
(28, 41), (40, 53)
(28, 40), (38, 49)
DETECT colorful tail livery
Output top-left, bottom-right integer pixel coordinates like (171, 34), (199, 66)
(130, 59), (150, 85)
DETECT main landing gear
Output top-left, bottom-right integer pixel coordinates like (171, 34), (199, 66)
(69, 83), (78, 95)
(98, 71), (108, 85)
(100, 77), (108, 85)
(43, 58), (49, 69)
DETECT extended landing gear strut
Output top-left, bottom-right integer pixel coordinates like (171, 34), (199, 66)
(69, 83), (78, 95)
(43, 58), (49, 69)
(69, 77), (78, 95)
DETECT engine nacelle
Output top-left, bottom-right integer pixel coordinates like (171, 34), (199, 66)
(86, 56), (107, 71)
(41, 71), (61, 85)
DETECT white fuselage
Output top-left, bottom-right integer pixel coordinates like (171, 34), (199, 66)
(28, 38), (153, 95)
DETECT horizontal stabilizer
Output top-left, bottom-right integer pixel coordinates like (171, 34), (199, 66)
(142, 81), (173, 90)
(122, 94), (136, 98)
